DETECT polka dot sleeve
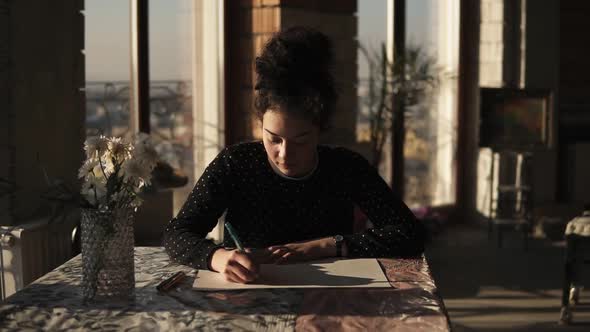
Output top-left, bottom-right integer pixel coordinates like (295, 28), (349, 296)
(162, 148), (232, 270)
(342, 151), (426, 258)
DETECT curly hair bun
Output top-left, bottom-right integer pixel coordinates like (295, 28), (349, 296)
(255, 26), (333, 91)
(254, 26), (337, 129)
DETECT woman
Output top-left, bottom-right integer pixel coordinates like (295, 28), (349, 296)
(163, 26), (424, 284)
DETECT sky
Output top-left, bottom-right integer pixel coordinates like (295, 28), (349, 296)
(85, 0), (430, 82)
(85, 0), (193, 81)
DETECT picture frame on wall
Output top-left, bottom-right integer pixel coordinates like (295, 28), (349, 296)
(479, 88), (553, 150)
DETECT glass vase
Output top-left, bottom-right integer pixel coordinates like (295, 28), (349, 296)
(80, 207), (135, 301)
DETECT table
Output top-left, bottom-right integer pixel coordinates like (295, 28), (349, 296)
(0, 247), (450, 331)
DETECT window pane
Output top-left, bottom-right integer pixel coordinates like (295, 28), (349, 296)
(405, 0), (459, 207)
(149, 0), (196, 183)
(356, 0), (391, 183)
(85, 0), (130, 138)
(479, 0), (504, 87)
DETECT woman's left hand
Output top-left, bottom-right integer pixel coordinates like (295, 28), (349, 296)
(267, 237), (334, 264)
(266, 243), (308, 264)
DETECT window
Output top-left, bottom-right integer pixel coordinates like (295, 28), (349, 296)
(356, 0), (391, 182)
(404, 0), (459, 207)
(149, 0), (196, 183)
(85, 0), (225, 194)
(85, 0), (131, 138)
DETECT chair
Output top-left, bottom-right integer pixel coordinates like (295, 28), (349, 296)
(487, 150), (533, 249)
(560, 209), (590, 324)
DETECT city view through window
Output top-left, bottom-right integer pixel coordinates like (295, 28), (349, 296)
(85, 0), (195, 182)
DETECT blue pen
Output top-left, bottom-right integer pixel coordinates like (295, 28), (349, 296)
(224, 222), (245, 252)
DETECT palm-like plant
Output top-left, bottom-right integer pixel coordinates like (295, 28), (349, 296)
(359, 43), (438, 168)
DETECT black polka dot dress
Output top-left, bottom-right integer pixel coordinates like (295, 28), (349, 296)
(163, 141), (425, 270)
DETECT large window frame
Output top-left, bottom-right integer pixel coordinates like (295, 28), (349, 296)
(129, 0), (151, 134)
(127, 0), (226, 239)
(388, 0), (463, 210)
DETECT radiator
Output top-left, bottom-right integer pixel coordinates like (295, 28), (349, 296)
(0, 215), (77, 300)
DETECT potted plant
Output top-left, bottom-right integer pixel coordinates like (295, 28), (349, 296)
(359, 43), (439, 193)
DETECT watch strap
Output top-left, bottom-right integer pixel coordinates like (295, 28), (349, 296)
(334, 235), (343, 257)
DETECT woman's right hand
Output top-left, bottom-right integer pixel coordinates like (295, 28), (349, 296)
(210, 248), (260, 283)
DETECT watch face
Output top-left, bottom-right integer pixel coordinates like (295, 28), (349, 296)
(334, 235), (344, 242)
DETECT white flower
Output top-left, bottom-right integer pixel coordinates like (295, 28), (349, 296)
(133, 134), (159, 168)
(80, 134), (157, 210)
(101, 157), (116, 177)
(90, 162), (110, 182)
(83, 172), (106, 190)
(121, 159), (152, 186)
(84, 136), (108, 158)
(82, 174), (107, 206)
(108, 137), (130, 161)
(78, 160), (99, 179)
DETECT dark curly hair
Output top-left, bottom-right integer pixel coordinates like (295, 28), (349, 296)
(254, 26), (338, 130)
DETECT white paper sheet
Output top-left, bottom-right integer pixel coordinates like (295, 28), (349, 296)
(193, 258), (391, 290)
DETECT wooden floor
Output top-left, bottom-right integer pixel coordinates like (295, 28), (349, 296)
(426, 222), (590, 331)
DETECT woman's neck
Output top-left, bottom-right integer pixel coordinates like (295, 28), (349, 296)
(268, 150), (319, 181)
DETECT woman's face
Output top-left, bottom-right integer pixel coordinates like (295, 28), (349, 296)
(262, 109), (320, 178)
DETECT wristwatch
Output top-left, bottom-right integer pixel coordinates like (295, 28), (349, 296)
(333, 235), (344, 257)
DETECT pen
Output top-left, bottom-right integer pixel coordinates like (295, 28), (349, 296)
(157, 271), (186, 292)
(224, 222), (245, 252)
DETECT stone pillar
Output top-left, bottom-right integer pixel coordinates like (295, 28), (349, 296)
(0, 0), (12, 221)
(456, 0), (480, 221)
(0, 0), (85, 225)
(475, 0), (503, 219)
(479, 0), (504, 87)
(226, 0), (358, 148)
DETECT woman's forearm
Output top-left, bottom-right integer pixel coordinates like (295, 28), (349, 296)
(311, 236), (349, 258)
(271, 236), (349, 261)
(162, 218), (222, 269)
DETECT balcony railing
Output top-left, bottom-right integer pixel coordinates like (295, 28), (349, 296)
(85, 80), (194, 178)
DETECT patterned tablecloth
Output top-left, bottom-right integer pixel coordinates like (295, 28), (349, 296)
(0, 247), (450, 331)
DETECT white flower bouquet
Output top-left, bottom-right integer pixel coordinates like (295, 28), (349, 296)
(79, 133), (158, 211)
(78, 133), (158, 301)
